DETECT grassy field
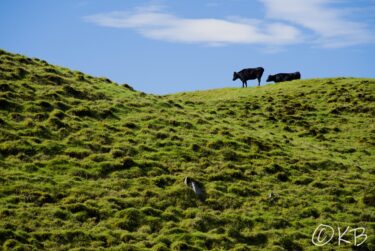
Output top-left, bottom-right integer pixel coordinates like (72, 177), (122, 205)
(0, 49), (374, 250)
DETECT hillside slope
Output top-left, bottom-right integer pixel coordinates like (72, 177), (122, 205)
(0, 49), (374, 250)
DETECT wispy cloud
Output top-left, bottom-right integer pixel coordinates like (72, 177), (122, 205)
(84, 9), (301, 46)
(260, 0), (374, 47)
(84, 1), (373, 48)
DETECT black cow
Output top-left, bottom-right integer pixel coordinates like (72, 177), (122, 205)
(266, 72), (301, 83)
(233, 67), (264, 87)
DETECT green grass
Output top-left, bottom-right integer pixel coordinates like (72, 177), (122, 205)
(0, 48), (374, 250)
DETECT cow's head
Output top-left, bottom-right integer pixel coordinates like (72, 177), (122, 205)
(233, 72), (239, 81)
(266, 75), (274, 82)
(295, 72), (301, 79)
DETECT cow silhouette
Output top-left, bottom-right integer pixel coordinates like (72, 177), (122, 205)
(233, 67), (264, 87)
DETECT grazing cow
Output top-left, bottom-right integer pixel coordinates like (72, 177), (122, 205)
(233, 67), (264, 87)
(184, 177), (205, 201)
(266, 72), (301, 83)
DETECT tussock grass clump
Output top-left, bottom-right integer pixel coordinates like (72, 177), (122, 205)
(70, 106), (98, 118)
(64, 147), (91, 159)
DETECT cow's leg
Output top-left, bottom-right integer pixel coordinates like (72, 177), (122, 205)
(242, 81), (245, 88)
(245, 81), (247, 88)
(258, 76), (261, 86)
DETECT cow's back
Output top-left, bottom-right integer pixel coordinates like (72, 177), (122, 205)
(239, 67), (264, 80)
(274, 73), (300, 82)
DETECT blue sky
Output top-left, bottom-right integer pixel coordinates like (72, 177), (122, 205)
(0, 0), (374, 94)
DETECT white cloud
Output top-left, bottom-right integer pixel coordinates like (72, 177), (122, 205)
(260, 0), (374, 47)
(84, 1), (373, 48)
(84, 9), (302, 46)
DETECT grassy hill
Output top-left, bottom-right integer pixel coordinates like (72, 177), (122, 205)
(0, 49), (374, 250)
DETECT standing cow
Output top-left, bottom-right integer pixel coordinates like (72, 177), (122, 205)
(266, 72), (301, 83)
(233, 67), (264, 87)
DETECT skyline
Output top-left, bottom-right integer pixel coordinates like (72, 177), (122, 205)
(1, 0), (374, 94)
